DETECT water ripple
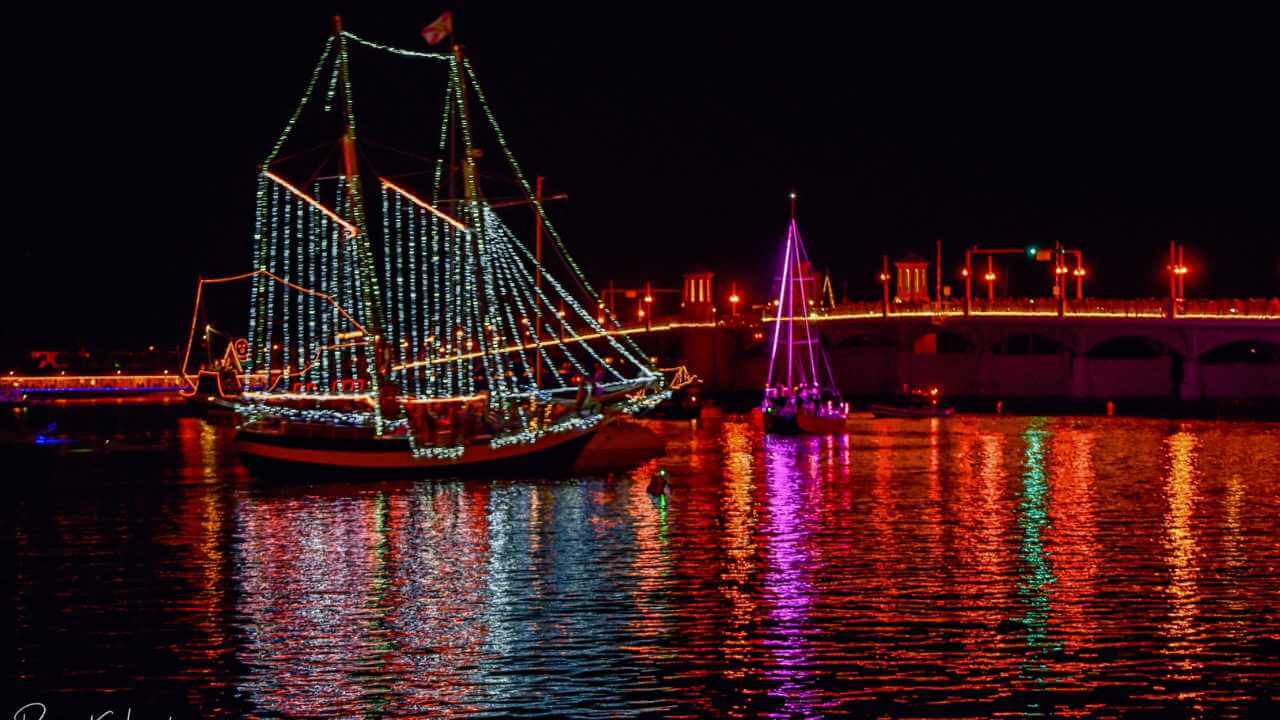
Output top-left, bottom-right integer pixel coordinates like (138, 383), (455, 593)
(11, 415), (1280, 717)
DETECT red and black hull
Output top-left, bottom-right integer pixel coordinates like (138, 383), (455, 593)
(235, 424), (599, 479)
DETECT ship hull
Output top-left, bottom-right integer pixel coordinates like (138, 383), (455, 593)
(796, 412), (848, 434)
(763, 410), (847, 435)
(868, 404), (955, 419)
(236, 423), (598, 478)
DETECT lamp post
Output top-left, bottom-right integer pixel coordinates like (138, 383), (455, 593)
(643, 280), (653, 331)
(984, 255), (996, 304)
(1168, 241), (1189, 318)
(1051, 241), (1066, 317)
(1177, 244), (1187, 300)
(879, 255), (890, 318)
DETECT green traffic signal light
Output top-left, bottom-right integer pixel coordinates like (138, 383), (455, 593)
(1026, 245), (1038, 259)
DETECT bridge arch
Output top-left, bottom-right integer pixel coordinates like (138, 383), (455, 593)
(829, 331), (895, 350)
(1082, 334), (1185, 399)
(1196, 339), (1280, 399)
(992, 332), (1069, 355)
(1086, 335), (1182, 359)
(912, 330), (973, 354)
(1199, 339), (1280, 364)
(1079, 326), (1191, 358)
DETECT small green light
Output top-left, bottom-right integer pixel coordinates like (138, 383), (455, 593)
(1026, 245), (1038, 258)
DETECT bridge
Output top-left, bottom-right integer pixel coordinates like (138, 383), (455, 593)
(6, 296), (1276, 405)
(2, 373), (185, 403)
(627, 298), (1280, 403)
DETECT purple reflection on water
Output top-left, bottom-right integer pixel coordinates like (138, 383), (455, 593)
(762, 434), (824, 717)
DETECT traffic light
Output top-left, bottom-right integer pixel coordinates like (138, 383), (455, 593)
(1026, 245), (1038, 259)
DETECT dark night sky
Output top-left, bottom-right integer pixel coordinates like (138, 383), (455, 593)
(6, 5), (1277, 350)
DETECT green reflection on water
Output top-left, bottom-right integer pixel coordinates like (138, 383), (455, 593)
(1018, 418), (1062, 705)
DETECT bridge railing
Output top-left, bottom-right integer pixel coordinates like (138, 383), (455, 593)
(809, 297), (1280, 320)
(5, 374), (185, 393)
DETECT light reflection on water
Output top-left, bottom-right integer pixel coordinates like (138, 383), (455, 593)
(11, 414), (1280, 717)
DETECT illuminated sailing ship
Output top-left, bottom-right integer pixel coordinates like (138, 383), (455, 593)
(182, 19), (665, 472)
(760, 195), (848, 434)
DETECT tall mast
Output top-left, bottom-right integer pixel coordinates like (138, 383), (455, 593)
(786, 194), (796, 390)
(333, 15), (386, 432)
(449, 40), (498, 397)
(332, 15), (382, 334)
(535, 175), (544, 389)
(452, 43), (483, 211)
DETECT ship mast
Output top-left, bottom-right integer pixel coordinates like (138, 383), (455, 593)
(333, 15), (387, 432)
(448, 40), (502, 397)
(451, 43), (484, 218)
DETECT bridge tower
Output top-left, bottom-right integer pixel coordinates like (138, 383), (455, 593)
(894, 255), (930, 304)
(683, 270), (715, 322)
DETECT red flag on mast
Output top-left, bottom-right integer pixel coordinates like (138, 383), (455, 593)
(421, 11), (453, 45)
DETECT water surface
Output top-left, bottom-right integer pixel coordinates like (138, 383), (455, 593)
(11, 414), (1280, 717)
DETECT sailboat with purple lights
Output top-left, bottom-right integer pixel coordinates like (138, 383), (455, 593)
(760, 194), (848, 434)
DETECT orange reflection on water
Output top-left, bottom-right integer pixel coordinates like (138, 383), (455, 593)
(1047, 425), (1100, 651)
(1162, 429), (1204, 682)
(718, 421), (759, 681)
